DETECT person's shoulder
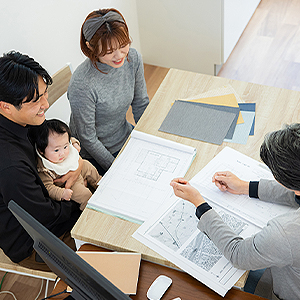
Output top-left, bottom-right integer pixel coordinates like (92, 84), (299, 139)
(129, 47), (142, 61)
(68, 59), (96, 93)
(0, 137), (19, 164)
(71, 59), (94, 82)
(128, 48), (143, 70)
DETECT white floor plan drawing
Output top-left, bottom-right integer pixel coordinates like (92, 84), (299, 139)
(135, 149), (179, 181)
(88, 130), (196, 223)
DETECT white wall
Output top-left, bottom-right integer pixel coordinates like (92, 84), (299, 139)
(136, 0), (260, 75)
(0, 0), (141, 76)
(0, 0), (260, 78)
(136, 0), (223, 75)
(223, 0), (261, 62)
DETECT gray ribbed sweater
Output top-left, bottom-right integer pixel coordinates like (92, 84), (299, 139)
(67, 48), (149, 170)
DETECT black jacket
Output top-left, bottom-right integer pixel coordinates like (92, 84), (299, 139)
(0, 115), (81, 263)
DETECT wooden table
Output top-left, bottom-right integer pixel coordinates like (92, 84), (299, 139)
(50, 244), (264, 300)
(71, 68), (300, 291)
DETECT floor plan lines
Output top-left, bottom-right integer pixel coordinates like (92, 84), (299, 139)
(135, 149), (180, 181)
(88, 130), (196, 223)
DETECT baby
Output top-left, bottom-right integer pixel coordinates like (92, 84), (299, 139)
(29, 119), (102, 210)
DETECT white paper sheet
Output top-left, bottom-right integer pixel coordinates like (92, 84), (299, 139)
(190, 147), (294, 228)
(87, 130), (196, 224)
(133, 196), (259, 297)
(133, 147), (297, 296)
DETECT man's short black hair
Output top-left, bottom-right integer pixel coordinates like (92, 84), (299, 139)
(28, 119), (71, 154)
(260, 123), (300, 191)
(0, 51), (52, 108)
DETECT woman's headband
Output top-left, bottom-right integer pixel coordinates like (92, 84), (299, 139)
(83, 11), (125, 42)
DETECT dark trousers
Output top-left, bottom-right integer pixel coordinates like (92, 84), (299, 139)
(18, 231), (76, 272)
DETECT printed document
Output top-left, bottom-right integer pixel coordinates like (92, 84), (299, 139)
(133, 147), (296, 296)
(87, 130), (196, 224)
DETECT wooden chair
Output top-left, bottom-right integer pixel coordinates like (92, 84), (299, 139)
(0, 249), (57, 296)
(0, 63), (73, 297)
(47, 63), (72, 107)
(45, 63), (73, 124)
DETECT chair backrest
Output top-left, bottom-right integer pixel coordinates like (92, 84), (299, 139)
(0, 248), (56, 280)
(47, 63), (72, 108)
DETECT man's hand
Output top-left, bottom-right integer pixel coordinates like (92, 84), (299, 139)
(170, 178), (206, 207)
(212, 171), (249, 195)
(54, 157), (83, 189)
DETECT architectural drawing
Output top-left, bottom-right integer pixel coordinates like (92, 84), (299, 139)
(181, 210), (247, 272)
(133, 196), (250, 296)
(148, 200), (198, 251)
(148, 198), (247, 273)
(88, 130), (196, 223)
(181, 232), (223, 272)
(135, 149), (179, 181)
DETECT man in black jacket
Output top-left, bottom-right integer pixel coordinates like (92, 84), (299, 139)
(0, 51), (82, 271)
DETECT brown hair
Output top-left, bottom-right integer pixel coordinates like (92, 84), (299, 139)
(80, 8), (132, 71)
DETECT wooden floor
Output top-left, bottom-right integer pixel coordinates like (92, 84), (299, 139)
(1, 0), (300, 298)
(218, 0), (300, 91)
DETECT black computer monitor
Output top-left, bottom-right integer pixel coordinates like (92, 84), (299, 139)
(8, 200), (131, 300)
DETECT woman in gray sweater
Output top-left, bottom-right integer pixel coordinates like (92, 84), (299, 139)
(68, 8), (149, 175)
(170, 124), (300, 300)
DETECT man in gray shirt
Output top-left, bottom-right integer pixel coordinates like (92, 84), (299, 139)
(171, 124), (300, 300)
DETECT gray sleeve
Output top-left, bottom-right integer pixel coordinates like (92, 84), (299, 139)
(68, 83), (115, 170)
(197, 209), (293, 270)
(131, 52), (149, 123)
(258, 179), (299, 208)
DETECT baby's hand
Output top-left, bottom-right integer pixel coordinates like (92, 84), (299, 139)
(62, 188), (73, 200)
(72, 142), (81, 152)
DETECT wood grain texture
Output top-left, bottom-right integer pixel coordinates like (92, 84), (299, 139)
(218, 0), (300, 91)
(47, 64), (72, 107)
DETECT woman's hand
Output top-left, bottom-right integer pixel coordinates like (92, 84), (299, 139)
(212, 171), (249, 195)
(170, 178), (206, 207)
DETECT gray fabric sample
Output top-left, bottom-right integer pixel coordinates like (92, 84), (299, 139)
(185, 101), (240, 139)
(159, 100), (238, 145)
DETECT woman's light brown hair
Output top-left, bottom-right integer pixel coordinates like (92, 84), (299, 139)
(80, 8), (132, 72)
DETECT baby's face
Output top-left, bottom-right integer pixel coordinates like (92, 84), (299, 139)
(44, 132), (70, 164)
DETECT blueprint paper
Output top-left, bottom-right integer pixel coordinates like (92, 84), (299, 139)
(133, 147), (297, 296)
(224, 111), (255, 144)
(87, 130), (196, 224)
(238, 103), (256, 135)
(191, 147), (296, 228)
(133, 196), (254, 297)
(159, 100), (238, 145)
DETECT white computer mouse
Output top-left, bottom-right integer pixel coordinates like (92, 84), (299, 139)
(147, 275), (172, 300)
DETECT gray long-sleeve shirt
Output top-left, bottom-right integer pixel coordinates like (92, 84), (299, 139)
(67, 48), (149, 170)
(198, 179), (300, 300)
